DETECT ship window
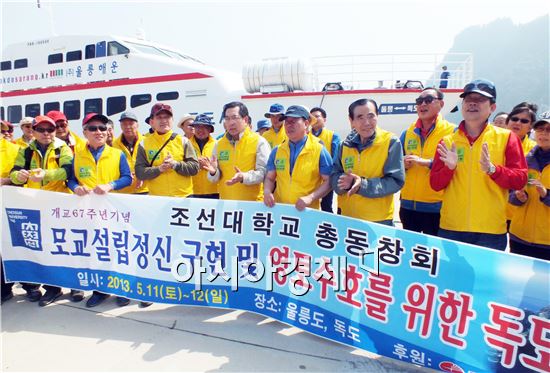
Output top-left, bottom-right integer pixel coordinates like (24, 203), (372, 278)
(14, 59), (28, 69)
(108, 41), (129, 56)
(44, 101), (60, 113)
(48, 53), (63, 64)
(96, 41), (106, 58)
(130, 94), (151, 108)
(25, 104), (41, 117)
(124, 42), (170, 58)
(156, 91), (179, 101)
(1, 61), (11, 71)
(66, 50), (82, 62)
(1, 107), (5, 120)
(85, 44), (95, 59)
(107, 96), (126, 116)
(7, 106), (22, 123)
(63, 100), (81, 120)
(84, 98), (103, 115)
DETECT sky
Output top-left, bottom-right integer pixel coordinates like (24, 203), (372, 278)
(1, 0), (548, 74)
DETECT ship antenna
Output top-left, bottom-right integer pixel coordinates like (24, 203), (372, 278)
(36, 0), (57, 35)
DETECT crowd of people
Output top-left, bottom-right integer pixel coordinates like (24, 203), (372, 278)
(1, 78), (549, 308)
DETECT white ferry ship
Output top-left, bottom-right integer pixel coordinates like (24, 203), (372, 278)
(0, 35), (472, 137)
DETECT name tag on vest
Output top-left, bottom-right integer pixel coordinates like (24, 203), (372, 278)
(275, 158), (286, 171)
(344, 156), (355, 170)
(79, 166), (92, 178)
(219, 150), (230, 161)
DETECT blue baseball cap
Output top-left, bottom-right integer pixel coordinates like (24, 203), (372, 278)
(256, 119), (271, 132)
(264, 103), (285, 118)
(281, 105), (317, 125)
(460, 79), (496, 100)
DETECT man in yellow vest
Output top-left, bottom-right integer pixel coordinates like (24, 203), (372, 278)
(399, 88), (455, 235)
(112, 111), (148, 194)
(135, 103), (199, 197)
(10, 115), (74, 305)
(177, 114), (195, 140)
(47, 110), (85, 153)
(1, 120), (15, 142)
(264, 105), (332, 210)
(331, 98), (405, 225)
(67, 113), (133, 307)
(203, 101), (270, 201)
(508, 113), (550, 261)
(430, 79), (527, 250)
(191, 114), (219, 199)
(15, 117), (35, 148)
(262, 103), (287, 148)
(310, 107), (341, 213)
(256, 119), (271, 136)
(1, 127), (24, 303)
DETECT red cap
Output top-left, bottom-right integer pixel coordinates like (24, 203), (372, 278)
(46, 110), (67, 123)
(150, 103), (173, 118)
(1, 120), (13, 131)
(32, 115), (56, 128)
(82, 113), (109, 126)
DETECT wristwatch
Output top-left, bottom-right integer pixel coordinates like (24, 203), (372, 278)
(487, 163), (496, 176)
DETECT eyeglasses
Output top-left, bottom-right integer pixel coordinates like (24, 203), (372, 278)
(534, 126), (550, 134)
(56, 122), (68, 129)
(415, 96), (439, 105)
(509, 116), (530, 124)
(1, 127), (14, 133)
(34, 127), (56, 133)
(223, 115), (242, 122)
(86, 125), (108, 132)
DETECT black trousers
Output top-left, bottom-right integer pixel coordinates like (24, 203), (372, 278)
(510, 240), (550, 261)
(320, 191), (334, 213)
(399, 208), (440, 236)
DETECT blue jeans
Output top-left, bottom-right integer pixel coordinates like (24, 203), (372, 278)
(438, 229), (507, 251)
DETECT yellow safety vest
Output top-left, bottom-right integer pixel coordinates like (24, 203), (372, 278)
(274, 137), (323, 209)
(521, 136), (536, 155)
(262, 127), (287, 149)
(313, 128), (334, 155)
(15, 137), (31, 149)
(1, 138), (19, 178)
(17, 138), (72, 192)
(339, 130), (394, 222)
(217, 128), (262, 201)
(112, 133), (148, 194)
(440, 125), (510, 234)
(510, 161), (550, 245)
(74, 145), (122, 188)
(401, 116), (455, 204)
(506, 135), (536, 220)
(191, 136), (218, 195)
(141, 131), (193, 197)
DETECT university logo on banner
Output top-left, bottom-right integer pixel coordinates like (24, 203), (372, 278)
(5, 208), (43, 251)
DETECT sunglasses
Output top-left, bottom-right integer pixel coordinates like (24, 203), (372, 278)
(509, 116), (530, 124)
(534, 126), (550, 134)
(34, 127), (56, 133)
(56, 123), (68, 129)
(415, 96), (439, 105)
(86, 125), (108, 132)
(1, 127), (14, 133)
(464, 82), (496, 97)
